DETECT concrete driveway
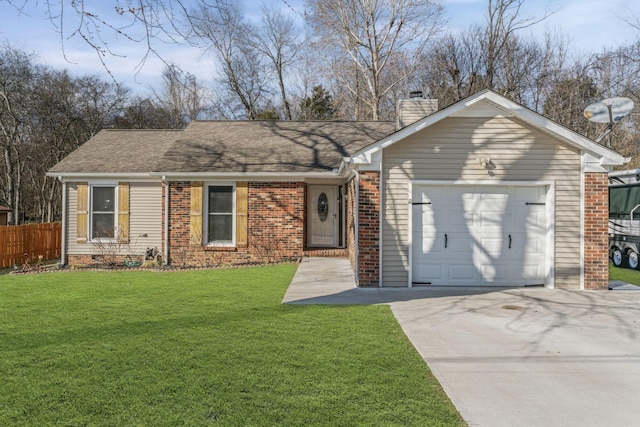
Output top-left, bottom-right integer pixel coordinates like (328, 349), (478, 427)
(283, 258), (640, 427)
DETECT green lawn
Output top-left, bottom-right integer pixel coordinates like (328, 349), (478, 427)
(610, 263), (640, 286)
(0, 265), (464, 426)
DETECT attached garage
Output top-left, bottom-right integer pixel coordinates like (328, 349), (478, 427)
(410, 184), (550, 286)
(348, 89), (627, 290)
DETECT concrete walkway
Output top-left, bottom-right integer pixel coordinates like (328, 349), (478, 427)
(283, 257), (640, 427)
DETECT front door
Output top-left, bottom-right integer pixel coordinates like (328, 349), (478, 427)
(308, 185), (338, 247)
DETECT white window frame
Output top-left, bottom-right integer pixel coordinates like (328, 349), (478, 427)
(204, 182), (236, 247)
(88, 181), (118, 242)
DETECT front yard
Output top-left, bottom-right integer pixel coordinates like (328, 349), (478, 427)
(0, 265), (463, 426)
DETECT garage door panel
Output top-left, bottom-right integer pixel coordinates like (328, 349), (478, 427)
(521, 263), (545, 280)
(414, 264), (443, 282)
(477, 211), (506, 231)
(449, 212), (472, 228)
(412, 184), (548, 286)
(479, 263), (510, 281)
(413, 234), (436, 254)
(449, 264), (475, 280)
(477, 237), (503, 257)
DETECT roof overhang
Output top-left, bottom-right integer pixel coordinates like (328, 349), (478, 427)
(150, 171), (345, 181)
(47, 171), (348, 182)
(45, 172), (159, 182)
(349, 89), (628, 168)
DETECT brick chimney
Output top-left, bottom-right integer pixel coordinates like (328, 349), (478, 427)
(396, 91), (438, 129)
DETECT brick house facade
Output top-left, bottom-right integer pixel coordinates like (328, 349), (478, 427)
(164, 181), (306, 267)
(49, 90), (625, 290)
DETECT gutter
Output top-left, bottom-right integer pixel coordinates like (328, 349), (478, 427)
(163, 176), (169, 266)
(342, 159), (360, 286)
(149, 171), (342, 182)
(45, 172), (154, 179)
(57, 176), (67, 267)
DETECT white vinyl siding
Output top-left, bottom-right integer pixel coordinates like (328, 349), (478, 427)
(382, 114), (581, 288)
(67, 181), (162, 256)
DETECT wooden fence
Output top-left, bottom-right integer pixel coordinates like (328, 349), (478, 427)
(0, 223), (62, 269)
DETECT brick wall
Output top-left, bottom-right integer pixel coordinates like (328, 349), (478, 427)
(248, 182), (305, 259)
(166, 181), (305, 267)
(167, 181), (191, 248)
(67, 254), (94, 265)
(357, 171), (380, 287)
(583, 172), (609, 290)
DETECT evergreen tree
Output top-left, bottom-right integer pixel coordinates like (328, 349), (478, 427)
(299, 86), (336, 120)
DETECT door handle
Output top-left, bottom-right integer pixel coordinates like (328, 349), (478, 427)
(509, 234), (512, 249)
(444, 233), (448, 249)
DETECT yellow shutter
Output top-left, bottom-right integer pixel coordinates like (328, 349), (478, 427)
(190, 182), (203, 245)
(76, 182), (88, 243)
(236, 182), (248, 247)
(117, 182), (130, 242)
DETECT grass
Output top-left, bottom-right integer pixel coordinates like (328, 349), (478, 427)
(609, 263), (640, 286)
(0, 265), (464, 426)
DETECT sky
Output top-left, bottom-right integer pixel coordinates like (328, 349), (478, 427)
(0, 0), (639, 96)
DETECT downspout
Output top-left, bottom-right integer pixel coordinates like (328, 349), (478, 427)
(58, 177), (67, 266)
(343, 160), (359, 286)
(163, 177), (169, 266)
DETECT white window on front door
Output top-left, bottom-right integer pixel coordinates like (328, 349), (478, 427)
(90, 185), (116, 239)
(308, 185), (338, 247)
(206, 185), (235, 245)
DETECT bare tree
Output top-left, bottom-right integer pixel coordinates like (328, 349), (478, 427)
(0, 45), (127, 224)
(542, 66), (599, 133)
(412, 26), (488, 109)
(483, 0), (554, 90)
(191, 2), (270, 119)
(0, 47), (37, 224)
(29, 71), (126, 223)
(112, 98), (177, 129)
(248, 6), (302, 120)
(305, 0), (443, 120)
(4, 0), (210, 79)
(153, 63), (205, 126)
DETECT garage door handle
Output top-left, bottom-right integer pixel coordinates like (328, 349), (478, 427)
(444, 234), (448, 248)
(509, 234), (512, 249)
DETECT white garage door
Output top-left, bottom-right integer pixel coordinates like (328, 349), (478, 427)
(411, 185), (547, 286)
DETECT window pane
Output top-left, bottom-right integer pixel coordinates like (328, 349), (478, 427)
(610, 185), (640, 220)
(93, 187), (115, 212)
(209, 186), (233, 214)
(93, 213), (115, 238)
(208, 215), (232, 242)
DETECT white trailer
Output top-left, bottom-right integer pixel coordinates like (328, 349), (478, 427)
(609, 168), (640, 269)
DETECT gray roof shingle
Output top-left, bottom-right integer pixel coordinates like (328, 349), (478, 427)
(48, 129), (183, 174)
(48, 121), (395, 174)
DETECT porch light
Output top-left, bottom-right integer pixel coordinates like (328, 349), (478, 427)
(477, 157), (491, 169)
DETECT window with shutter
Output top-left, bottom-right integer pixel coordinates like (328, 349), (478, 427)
(190, 182), (203, 245)
(236, 182), (248, 247)
(90, 185), (116, 239)
(118, 183), (130, 242)
(76, 183), (88, 243)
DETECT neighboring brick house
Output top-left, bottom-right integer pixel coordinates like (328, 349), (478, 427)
(48, 90), (627, 290)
